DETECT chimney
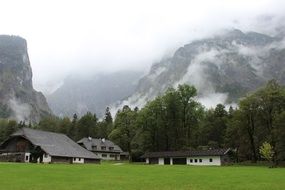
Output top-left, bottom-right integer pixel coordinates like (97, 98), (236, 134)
(88, 137), (92, 141)
(101, 138), (105, 143)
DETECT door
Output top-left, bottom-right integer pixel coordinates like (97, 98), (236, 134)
(173, 158), (187, 165)
(164, 158), (170, 165)
(149, 158), (158, 164)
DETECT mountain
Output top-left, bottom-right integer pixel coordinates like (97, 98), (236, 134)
(47, 71), (142, 117)
(47, 29), (285, 116)
(118, 29), (285, 109)
(0, 35), (52, 122)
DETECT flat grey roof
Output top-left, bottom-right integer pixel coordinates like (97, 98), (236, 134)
(141, 148), (230, 158)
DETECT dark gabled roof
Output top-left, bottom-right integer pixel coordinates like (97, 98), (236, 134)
(141, 148), (230, 158)
(120, 152), (129, 156)
(10, 128), (99, 159)
(77, 137), (123, 153)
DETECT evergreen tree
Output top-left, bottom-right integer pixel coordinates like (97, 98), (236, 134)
(77, 112), (98, 140)
(109, 105), (138, 161)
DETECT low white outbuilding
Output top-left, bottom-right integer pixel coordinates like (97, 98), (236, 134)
(142, 148), (231, 166)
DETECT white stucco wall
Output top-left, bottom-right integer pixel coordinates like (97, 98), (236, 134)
(145, 158), (149, 164)
(72, 157), (84, 164)
(186, 156), (221, 166)
(170, 158), (173, 165)
(158, 158), (164, 165)
(24, 153), (30, 163)
(97, 153), (119, 160)
(145, 156), (222, 166)
(42, 154), (51, 163)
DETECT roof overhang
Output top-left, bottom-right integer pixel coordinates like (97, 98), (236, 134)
(141, 149), (231, 159)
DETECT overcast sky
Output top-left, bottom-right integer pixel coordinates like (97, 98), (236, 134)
(1, 0), (285, 93)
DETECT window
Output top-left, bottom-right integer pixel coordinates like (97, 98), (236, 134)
(79, 158), (81, 161)
(101, 146), (106, 150)
(102, 154), (107, 158)
(44, 154), (48, 158)
(110, 154), (115, 158)
(109, 147), (114, 151)
(73, 158), (76, 161)
(92, 145), (97, 150)
(194, 159), (198, 163)
(190, 159), (193, 163)
(209, 158), (213, 162)
(25, 155), (29, 161)
(199, 159), (202, 163)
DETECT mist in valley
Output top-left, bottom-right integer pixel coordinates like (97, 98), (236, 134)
(1, 0), (285, 117)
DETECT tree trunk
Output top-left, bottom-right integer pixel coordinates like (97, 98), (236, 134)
(247, 114), (257, 163)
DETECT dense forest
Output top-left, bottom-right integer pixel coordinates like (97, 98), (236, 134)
(0, 80), (284, 165)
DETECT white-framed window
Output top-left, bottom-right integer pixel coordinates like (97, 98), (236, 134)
(92, 145), (97, 150)
(190, 159), (193, 163)
(199, 159), (202, 163)
(101, 146), (106, 150)
(25, 155), (29, 161)
(209, 158), (213, 162)
(109, 147), (114, 151)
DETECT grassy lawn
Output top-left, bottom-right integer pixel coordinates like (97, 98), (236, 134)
(0, 162), (284, 190)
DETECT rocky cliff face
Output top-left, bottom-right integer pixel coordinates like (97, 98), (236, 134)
(47, 71), (142, 117)
(0, 35), (52, 122)
(118, 29), (285, 109)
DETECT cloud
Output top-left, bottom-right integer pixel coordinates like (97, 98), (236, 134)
(110, 92), (149, 117)
(177, 47), (229, 88)
(9, 97), (31, 122)
(0, 0), (285, 93)
(197, 93), (229, 109)
(170, 47), (228, 108)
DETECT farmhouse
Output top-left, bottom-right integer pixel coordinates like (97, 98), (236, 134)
(0, 128), (100, 164)
(141, 148), (231, 166)
(78, 137), (128, 160)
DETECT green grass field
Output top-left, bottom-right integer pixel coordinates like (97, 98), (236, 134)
(0, 162), (284, 190)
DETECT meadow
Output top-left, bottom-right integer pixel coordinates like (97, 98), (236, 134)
(0, 162), (284, 190)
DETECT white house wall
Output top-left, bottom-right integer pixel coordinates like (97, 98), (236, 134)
(146, 158), (149, 164)
(42, 154), (51, 163)
(145, 156), (222, 166)
(24, 153), (30, 163)
(73, 158), (84, 164)
(187, 156), (221, 166)
(158, 158), (164, 165)
(96, 153), (120, 160)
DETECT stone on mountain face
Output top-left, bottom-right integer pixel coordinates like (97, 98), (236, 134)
(0, 35), (52, 122)
(46, 71), (142, 118)
(120, 29), (284, 109)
